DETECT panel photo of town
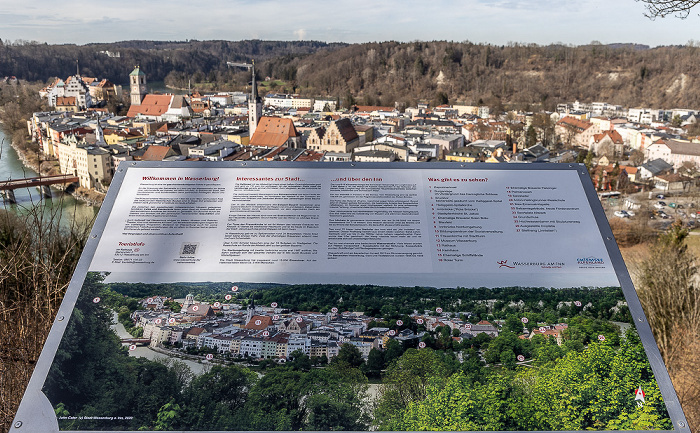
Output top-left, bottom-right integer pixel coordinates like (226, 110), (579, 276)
(42, 272), (671, 431)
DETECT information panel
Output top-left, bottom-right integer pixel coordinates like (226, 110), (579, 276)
(13, 162), (688, 433)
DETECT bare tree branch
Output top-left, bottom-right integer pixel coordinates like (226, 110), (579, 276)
(638, 0), (700, 18)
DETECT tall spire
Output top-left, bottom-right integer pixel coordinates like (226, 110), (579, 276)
(251, 60), (259, 101)
(248, 59), (263, 137)
(76, 59), (80, 77)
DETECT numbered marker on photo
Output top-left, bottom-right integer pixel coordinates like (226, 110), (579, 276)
(192, 305), (199, 312)
(417, 318), (424, 325)
(168, 318), (176, 324)
(396, 320), (404, 326)
(231, 286), (239, 292)
(214, 302), (221, 308)
(225, 294), (232, 300)
(331, 307), (338, 313)
(262, 331), (270, 337)
(517, 355), (525, 362)
(255, 319), (262, 326)
(418, 342), (426, 348)
(436, 307), (443, 314)
(296, 317), (303, 323)
(271, 302), (278, 308)
(129, 344), (137, 351)
(464, 324), (472, 330)
(273, 315), (279, 320)
(93, 297), (101, 304)
(521, 317), (529, 324)
(598, 335), (606, 341)
(574, 301), (582, 307)
(389, 330), (396, 336)
(155, 318), (162, 324)
(206, 354), (214, 360)
(147, 298), (153, 303)
(539, 327), (547, 332)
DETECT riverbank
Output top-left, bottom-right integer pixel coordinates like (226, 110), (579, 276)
(6, 135), (105, 207)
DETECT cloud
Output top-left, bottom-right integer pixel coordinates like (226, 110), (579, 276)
(293, 28), (307, 40)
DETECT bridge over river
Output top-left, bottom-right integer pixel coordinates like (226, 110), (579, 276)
(0, 174), (78, 202)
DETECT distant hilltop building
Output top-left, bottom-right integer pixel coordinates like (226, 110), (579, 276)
(39, 62), (120, 110)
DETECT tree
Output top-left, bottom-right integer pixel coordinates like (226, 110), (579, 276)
(374, 349), (452, 430)
(181, 365), (257, 430)
(672, 114), (683, 127)
(636, 222), (700, 359)
(333, 343), (364, 368)
(637, 0), (700, 18)
(364, 348), (385, 378)
(525, 125), (538, 148)
(243, 369), (311, 430)
(630, 149), (645, 166)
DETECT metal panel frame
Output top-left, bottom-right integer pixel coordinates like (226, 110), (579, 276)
(11, 161), (690, 433)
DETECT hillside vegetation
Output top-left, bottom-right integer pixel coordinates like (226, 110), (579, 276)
(3, 39), (700, 109)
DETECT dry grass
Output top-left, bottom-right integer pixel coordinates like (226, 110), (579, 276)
(625, 228), (700, 431)
(0, 205), (89, 433)
(665, 326), (700, 431)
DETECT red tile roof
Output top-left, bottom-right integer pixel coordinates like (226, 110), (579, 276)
(126, 94), (174, 118)
(249, 117), (299, 148)
(142, 145), (174, 161)
(56, 96), (76, 106)
(245, 315), (273, 330)
(557, 116), (593, 131)
(593, 129), (623, 144)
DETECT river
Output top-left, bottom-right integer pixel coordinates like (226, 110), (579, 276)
(0, 128), (99, 228)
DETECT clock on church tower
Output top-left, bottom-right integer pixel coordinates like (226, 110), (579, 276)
(129, 66), (147, 106)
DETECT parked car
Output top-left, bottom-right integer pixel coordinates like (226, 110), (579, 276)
(653, 203), (665, 210)
(691, 212), (700, 219)
(669, 202), (677, 208)
(656, 194), (665, 199)
(678, 210), (687, 217)
(614, 210), (630, 218)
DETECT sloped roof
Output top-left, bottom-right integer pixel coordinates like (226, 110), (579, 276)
(332, 118), (359, 143)
(593, 129), (623, 144)
(295, 150), (324, 161)
(353, 105), (396, 112)
(126, 94), (173, 118)
(142, 145), (174, 161)
(56, 96), (76, 106)
(97, 79), (115, 88)
(249, 117), (299, 147)
(665, 139), (700, 157)
(557, 116), (593, 131)
(245, 315), (273, 330)
(642, 158), (673, 175)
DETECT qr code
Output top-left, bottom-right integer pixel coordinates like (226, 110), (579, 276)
(180, 242), (199, 256)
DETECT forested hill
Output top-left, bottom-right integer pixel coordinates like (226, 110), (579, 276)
(0, 39), (345, 85)
(2, 39), (700, 110)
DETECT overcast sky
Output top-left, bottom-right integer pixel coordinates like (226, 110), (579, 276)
(1, 0), (699, 47)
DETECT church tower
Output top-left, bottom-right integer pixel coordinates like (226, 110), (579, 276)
(248, 61), (262, 137)
(129, 66), (147, 106)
